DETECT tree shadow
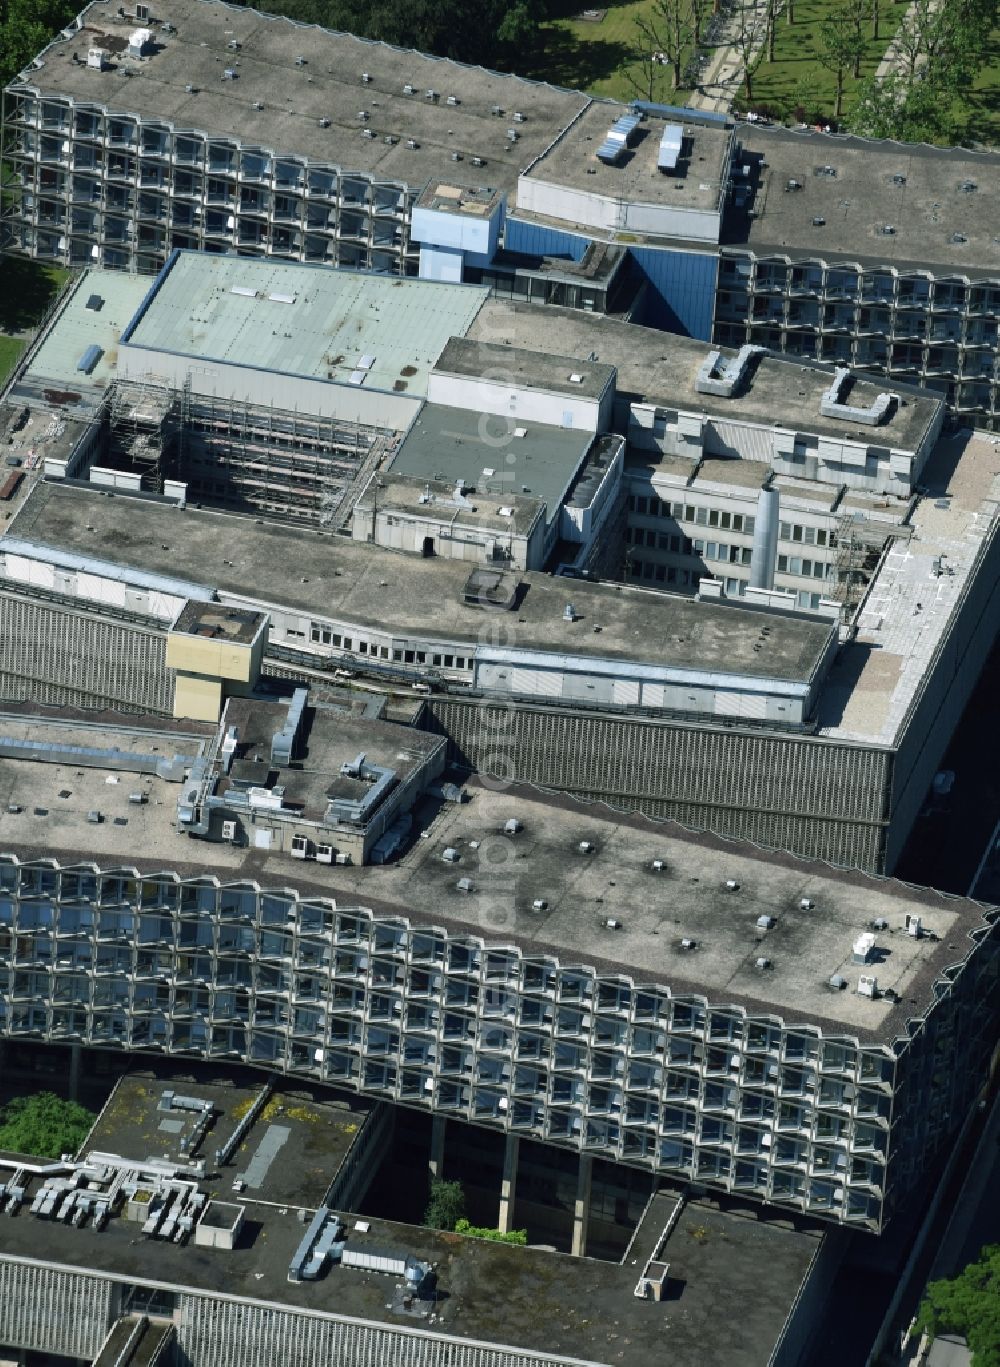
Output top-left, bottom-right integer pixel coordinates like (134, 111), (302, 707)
(0, 259), (65, 335)
(527, 30), (634, 90)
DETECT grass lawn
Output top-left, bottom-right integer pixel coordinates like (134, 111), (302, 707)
(0, 335), (26, 387)
(949, 24), (1000, 148)
(527, 0), (700, 101)
(734, 0), (912, 121)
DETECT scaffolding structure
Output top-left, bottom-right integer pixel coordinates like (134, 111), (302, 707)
(104, 379), (395, 526)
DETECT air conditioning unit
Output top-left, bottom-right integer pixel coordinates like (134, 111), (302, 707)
(221, 820), (237, 842)
(291, 834), (309, 859)
(316, 844), (334, 864)
(857, 974), (878, 998)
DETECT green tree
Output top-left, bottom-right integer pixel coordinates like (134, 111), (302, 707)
(423, 1178), (466, 1231)
(915, 1244), (1000, 1366)
(0, 1092), (95, 1160)
(629, 0), (694, 94)
(0, 0), (80, 90)
(818, 2), (865, 117)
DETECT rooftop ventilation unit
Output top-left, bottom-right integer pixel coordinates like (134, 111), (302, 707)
(532, 898), (547, 911)
(227, 39), (241, 50)
(406, 139), (419, 150)
(960, 179), (977, 192)
(504, 818), (521, 835)
(799, 897), (815, 910)
(892, 172), (906, 186)
(471, 156), (486, 167)
(222, 68), (237, 80)
(906, 914), (922, 938)
(513, 111), (526, 122)
(852, 932), (876, 963)
(442, 847), (459, 863)
(652, 859), (665, 872)
(491, 105), (503, 116)
(563, 602), (576, 622)
(362, 71), (372, 83)
(425, 89), (439, 101)
(456, 877), (473, 893)
(695, 344), (765, 398)
(755, 956), (772, 970)
(879, 224), (896, 235)
(403, 83), (414, 94)
(447, 94), (460, 106)
(857, 974), (878, 998)
(871, 917), (889, 931)
(680, 937), (697, 950)
(657, 122), (683, 172)
(604, 917), (622, 930)
(451, 151), (462, 161)
(820, 367), (895, 426)
(362, 128), (375, 139)
(725, 879), (740, 891)
(318, 116), (331, 128)
(384, 135), (398, 144)
(295, 55), (306, 65)
(358, 110), (369, 120)
(785, 179), (802, 192)
(579, 840), (594, 854)
(507, 128), (519, 141)
(756, 915), (775, 930)
(253, 100), (264, 110)
(829, 974), (848, 990)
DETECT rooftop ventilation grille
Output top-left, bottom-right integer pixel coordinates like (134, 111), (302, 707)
(959, 179), (977, 192)
(597, 112), (641, 165)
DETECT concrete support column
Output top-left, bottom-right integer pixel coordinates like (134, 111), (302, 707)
(571, 1153), (593, 1258)
(68, 1043), (82, 1103)
(429, 1114), (446, 1182)
(498, 1134), (520, 1234)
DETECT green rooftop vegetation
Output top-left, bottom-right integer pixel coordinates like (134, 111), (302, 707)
(0, 1091), (96, 1161)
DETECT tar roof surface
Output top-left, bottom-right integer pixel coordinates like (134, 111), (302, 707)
(0, 1184), (819, 1367)
(522, 104), (733, 218)
(10, 482), (835, 683)
(729, 125), (1000, 277)
(0, 767), (991, 1046)
(435, 336), (616, 401)
(15, 0), (589, 197)
(359, 474), (545, 537)
(390, 402), (595, 523)
(219, 696), (443, 822)
(172, 600), (264, 644)
(123, 253), (488, 395)
(89, 1070), (372, 1207)
(471, 302), (942, 451)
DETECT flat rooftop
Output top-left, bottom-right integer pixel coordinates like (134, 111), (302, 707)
(8, 482), (836, 684)
(435, 336), (615, 402)
(390, 402), (596, 524)
(218, 696), (443, 823)
(817, 428), (1000, 746)
(318, 780), (992, 1044)
(0, 770), (992, 1047)
(415, 181), (504, 217)
(0, 1165), (817, 1367)
(88, 1070), (373, 1207)
(122, 252), (488, 397)
(729, 125), (1000, 276)
(10, 268), (150, 407)
(358, 474), (545, 538)
(14, 0), (589, 198)
(522, 105), (732, 220)
(471, 301), (942, 452)
(171, 600), (264, 645)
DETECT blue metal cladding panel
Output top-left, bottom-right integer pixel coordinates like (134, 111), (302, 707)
(503, 218), (591, 262)
(629, 245), (719, 339)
